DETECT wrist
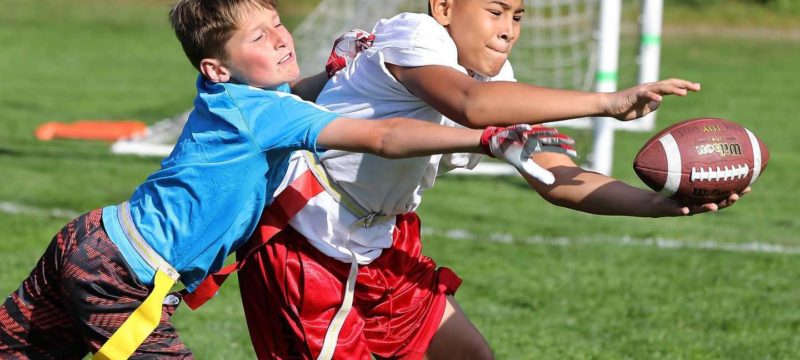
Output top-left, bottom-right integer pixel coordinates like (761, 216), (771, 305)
(650, 193), (681, 218)
(479, 126), (498, 157)
(596, 92), (608, 116)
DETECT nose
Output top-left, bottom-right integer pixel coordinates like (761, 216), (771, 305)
(498, 18), (515, 43)
(273, 29), (289, 49)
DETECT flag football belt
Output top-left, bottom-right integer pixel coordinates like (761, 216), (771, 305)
(93, 202), (180, 360)
(300, 150), (394, 225)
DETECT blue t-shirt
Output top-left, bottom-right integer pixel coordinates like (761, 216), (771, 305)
(102, 75), (338, 291)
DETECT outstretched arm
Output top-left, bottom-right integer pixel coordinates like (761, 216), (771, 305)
(387, 64), (700, 128)
(524, 152), (745, 217)
(317, 117), (482, 158)
(317, 119), (575, 185)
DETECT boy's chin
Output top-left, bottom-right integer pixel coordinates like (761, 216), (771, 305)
(466, 59), (507, 78)
(469, 66), (503, 78)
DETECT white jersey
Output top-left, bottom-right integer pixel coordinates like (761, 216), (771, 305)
(280, 13), (516, 263)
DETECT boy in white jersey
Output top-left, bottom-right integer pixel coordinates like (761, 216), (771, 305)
(0, 0), (572, 358)
(230, 0), (748, 359)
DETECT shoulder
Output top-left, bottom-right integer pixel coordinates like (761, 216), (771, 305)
(369, 12), (461, 70)
(204, 81), (333, 126)
(372, 12), (452, 51)
(374, 12), (442, 33)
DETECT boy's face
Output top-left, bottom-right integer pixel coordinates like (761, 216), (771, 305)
(442, 0), (524, 77)
(220, 6), (299, 88)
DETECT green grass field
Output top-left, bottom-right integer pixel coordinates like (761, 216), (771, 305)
(1, 0), (799, 358)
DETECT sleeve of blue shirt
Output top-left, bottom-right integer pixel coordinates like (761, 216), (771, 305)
(240, 87), (339, 154)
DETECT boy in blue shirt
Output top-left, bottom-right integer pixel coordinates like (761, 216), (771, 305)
(0, 0), (574, 358)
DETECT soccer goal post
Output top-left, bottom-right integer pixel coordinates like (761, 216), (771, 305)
(292, 0), (664, 176)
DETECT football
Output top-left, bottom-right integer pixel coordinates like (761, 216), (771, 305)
(633, 118), (769, 205)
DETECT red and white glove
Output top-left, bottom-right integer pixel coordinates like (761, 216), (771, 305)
(325, 29), (375, 78)
(480, 124), (577, 185)
(525, 125), (578, 159)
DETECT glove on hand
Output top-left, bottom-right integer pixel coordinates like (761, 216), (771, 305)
(524, 125), (578, 159)
(480, 124), (578, 185)
(325, 29), (375, 78)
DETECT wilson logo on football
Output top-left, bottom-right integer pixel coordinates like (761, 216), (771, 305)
(695, 143), (743, 157)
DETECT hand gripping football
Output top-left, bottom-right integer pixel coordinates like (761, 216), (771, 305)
(633, 118), (769, 205)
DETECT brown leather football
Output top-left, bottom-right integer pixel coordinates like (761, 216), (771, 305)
(633, 118), (769, 205)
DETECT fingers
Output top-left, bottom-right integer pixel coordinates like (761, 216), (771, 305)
(702, 203), (719, 212)
(526, 130), (578, 158)
(539, 142), (577, 158)
(685, 203), (718, 215)
(648, 78), (701, 96)
(538, 134), (575, 146)
(684, 188), (749, 214)
(526, 125), (559, 137)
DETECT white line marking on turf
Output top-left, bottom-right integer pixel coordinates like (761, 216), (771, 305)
(0, 201), (81, 219)
(422, 227), (800, 255)
(3, 201), (797, 256)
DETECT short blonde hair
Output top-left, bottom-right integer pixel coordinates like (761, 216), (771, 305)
(169, 0), (278, 71)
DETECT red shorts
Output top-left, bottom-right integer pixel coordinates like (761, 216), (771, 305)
(237, 212), (462, 360)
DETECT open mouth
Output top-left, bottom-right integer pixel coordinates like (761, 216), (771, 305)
(278, 52), (294, 65)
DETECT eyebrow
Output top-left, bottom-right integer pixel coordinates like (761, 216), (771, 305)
(488, 0), (525, 13)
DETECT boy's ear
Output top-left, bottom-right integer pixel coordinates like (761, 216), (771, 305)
(429, 0), (453, 26)
(199, 58), (231, 83)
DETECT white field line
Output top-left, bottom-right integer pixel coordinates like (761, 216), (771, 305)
(420, 227), (800, 256)
(0, 201), (81, 219)
(3, 201), (797, 256)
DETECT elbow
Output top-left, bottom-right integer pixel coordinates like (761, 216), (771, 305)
(371, 120), (405, 159)
(459, 96), (489, 128)
(447, 85), (489, 128)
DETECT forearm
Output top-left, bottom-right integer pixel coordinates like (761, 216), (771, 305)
(526, 153), (678, 217)
(317, 117), (483, 159)
(374, 118), (482, 158)
(462, 82), (608, 127)
(389, 64), (609, 128)
(290, 71), (329, 102)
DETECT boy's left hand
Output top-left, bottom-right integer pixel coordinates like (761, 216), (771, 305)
(325, 29), (375, 78)
(605, 78), (701, 121)
(480, 125), (577, 185)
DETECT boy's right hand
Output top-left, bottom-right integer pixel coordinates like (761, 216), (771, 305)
(604, 78), (701, 121)
(655, 187), (749, 217)
(480, 125), (577, 185)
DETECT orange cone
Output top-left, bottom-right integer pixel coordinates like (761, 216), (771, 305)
(35, 120), (148, 142)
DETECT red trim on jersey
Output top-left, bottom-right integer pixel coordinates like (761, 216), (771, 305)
(182, 170), (324, 310)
